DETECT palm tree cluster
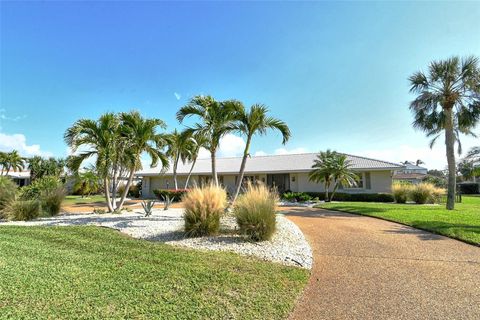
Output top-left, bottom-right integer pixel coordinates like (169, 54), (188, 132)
(409, 56), (480, 209)
(65, 111), (169, 212)
(0, 150), (25, 176)
(27, 156), (66, 181)
(308, 150), (359, 202)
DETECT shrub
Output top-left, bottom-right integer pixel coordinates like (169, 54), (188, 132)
(235, 183), (278, 242)
(410, 183), (444, 204)
(41, 187), (66, 216)
(458, 183), (480, 194)
(282, 192), (312, 202)
(391, 182), (412, 203)
(183, 185), (226, 237)
(0, 176), (17, 218)
(5, 200), (41, 221)
(20, 176), (62, 200)
(153, 189), (188, 202)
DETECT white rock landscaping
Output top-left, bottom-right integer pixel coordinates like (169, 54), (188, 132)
(0, 208), (313, 269)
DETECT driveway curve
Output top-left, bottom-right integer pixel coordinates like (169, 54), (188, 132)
(285, 207), (480, 320)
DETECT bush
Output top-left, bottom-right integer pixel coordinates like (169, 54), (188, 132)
(20, 176), (62, 200)
(5, 200), (41, 221)
(128, 182), (141, 198)
(0, 176), (17, 218)
(458, 183), (480, 194)
(282, 192), (312, 202)
(391, 182), (412, 203)
(410, 183), (444, 204)
(153, 189), (188, 202)
(305, 192), (394, 203)
(183, 185), (226, 237)
(235, 183), (278, 242)
(41, 187), (66, 216)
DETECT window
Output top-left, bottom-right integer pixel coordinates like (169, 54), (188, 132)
(343, 173), (364, 189)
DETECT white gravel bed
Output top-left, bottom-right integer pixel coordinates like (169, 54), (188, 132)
(0, 208), (313, 269)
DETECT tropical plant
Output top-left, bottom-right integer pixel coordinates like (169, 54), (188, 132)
(409, 183), (444, 204)
(234, 183), (278, 241)
(308, 150), (337, 201)
(161, 195), (174, 210)
(0, 176), (17, 218)
(165, 129), (194, 190)
(41, 187), (66, 216)
(232, 104), (290, 202)
(4, 200), (41, 221)
(177, 95), (242, 186)
(329, 154), (359, 201)
(183, 132), (208, 188)
(391, 182), (412, 203)
(73, 170), (100, 197)
(183, 184), (227, 237)
(27, 156), (66, 181)
(141, 200), (156, 217)
(0, 150), (25, 175)
(409, 56), (480, 209)
(19, 176), (63, 200)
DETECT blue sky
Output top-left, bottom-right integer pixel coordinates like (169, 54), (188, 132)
(1, 1), (479, 169)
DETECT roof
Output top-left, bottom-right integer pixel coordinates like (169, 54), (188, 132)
(402, 163), (428, 170)
(136, 152), (403, 177)
(5, 171), (31, 179)
(393, 173), (427, 180)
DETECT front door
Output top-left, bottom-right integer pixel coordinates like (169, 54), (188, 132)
(266, 174), (290, 194)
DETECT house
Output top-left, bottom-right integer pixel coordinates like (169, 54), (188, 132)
(5, 171), (31, 187)
(135, 153), (403, 197)
(393, 162), (428, 184)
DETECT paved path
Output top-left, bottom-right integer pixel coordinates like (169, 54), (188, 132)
(285, 208), (480, 320)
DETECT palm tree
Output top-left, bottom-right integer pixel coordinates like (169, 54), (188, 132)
(165, 129), (193, 190)
(3, 150), (25, 175)
(409, 56), (480, 210)
(329, 154), (358, 201)
(177, 95), (242, 185)
(74, 170), (101, 197)
(466, 146), (480, 163)
(415, 159), (425, 166)
(232, 104), (290, 202)
(65, 112), (122, 212)
(308, 150), (337, 201)
(183, 132), (208, 189)
(116, 111), (169, 209)
(0, 152), (7, 175)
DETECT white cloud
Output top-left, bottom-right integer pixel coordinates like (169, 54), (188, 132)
(0, 133), (52, 157)
(197, 133), (246, 159)
(174, 92), (181, 100)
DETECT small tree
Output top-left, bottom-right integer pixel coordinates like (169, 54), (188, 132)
(308, 150), (337, 201)
(330, 154), (358, 201)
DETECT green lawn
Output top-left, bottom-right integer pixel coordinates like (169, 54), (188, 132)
(318, 196), (480, 245)
(62, 195), (106, 205)
(0, 226), (308, 319)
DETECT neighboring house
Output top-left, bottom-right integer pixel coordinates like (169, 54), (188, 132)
(5, 171), (31, 187)
(135, 153), (403, 197)
(393, 162), (428, 184)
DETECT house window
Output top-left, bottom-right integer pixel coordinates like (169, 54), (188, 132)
(344, 173), (364, 189)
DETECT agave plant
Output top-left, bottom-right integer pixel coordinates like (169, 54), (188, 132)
(161, 195), (175, 211)
(141, 200), (156, 217)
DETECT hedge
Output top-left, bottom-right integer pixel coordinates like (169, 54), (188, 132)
(458, 183), (480, 194)
(153, 189), (188, 202)
(305, 192), (394, 203)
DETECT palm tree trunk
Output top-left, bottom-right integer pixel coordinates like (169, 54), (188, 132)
(233, 136), (251, 203)
(173, 157), (179, 190)
(117, 168), (135, 210)
(444, 108), (456, 210)
(324, 182), (330, 202)
(211, 149), (218, 186)
(104, 177), (114, 212)
(330, 181), (339, 202)
(184, 157), (197, 189)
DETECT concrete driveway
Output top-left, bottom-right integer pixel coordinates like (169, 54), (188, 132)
(285, 208), (480, 320)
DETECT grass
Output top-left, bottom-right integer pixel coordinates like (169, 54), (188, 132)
(0, 226), (308, 319)
(62, 195), (106, 205)
(317, 195), (480, 246)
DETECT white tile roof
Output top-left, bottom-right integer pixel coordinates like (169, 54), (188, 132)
(136, 153), (403, 176)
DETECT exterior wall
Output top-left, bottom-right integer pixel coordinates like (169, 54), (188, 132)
(142, 170), (394, 197)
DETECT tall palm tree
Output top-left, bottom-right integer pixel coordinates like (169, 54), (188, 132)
(232, 104), (290, 201)
(165, 129), (193, 190)
(117, 111), (169, 209)
(177, 95), (242, 185)
(183, 132), (208, 189)
(65, 112), (121, 212)
(329, 154), (358, 201)
(409, 56), (480, 210)
(3, 150), (25, 175)
(466, 146), (480, 163)
(308, 150), (337, 201)
(0, 152), (7, 175)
